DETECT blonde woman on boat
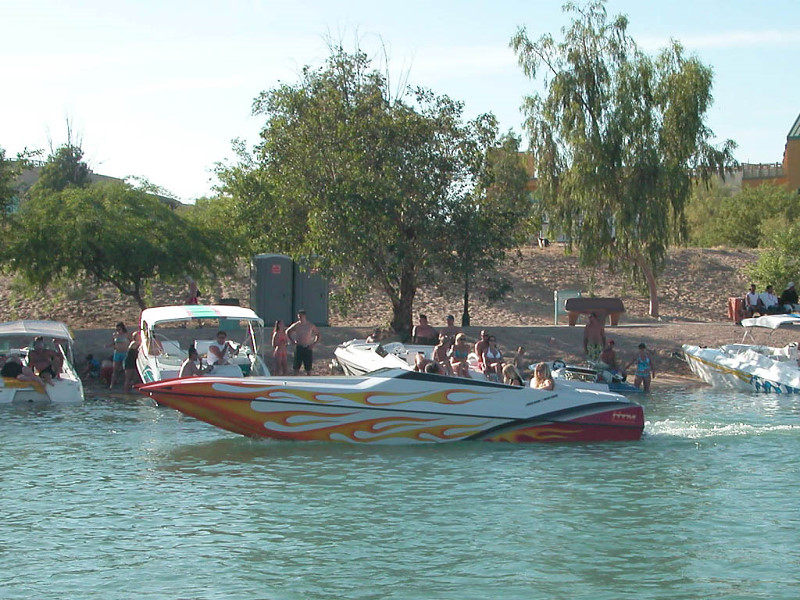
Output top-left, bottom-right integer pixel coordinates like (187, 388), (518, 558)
(448, 333), (472, 378)
(532, 362), (555, 390)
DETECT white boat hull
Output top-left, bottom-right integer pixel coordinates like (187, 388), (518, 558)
(683, 344), (800, 393)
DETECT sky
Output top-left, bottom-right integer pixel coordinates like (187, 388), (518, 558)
(2, 0), (799, 202)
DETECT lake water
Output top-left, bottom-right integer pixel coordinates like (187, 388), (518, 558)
(1, 385), (798, 600)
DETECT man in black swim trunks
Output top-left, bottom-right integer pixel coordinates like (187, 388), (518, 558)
(286, 309), (321, 376)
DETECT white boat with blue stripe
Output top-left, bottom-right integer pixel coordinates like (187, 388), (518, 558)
(682, 314), (800, 393)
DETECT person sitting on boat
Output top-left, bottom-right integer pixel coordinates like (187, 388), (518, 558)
(448, 333), (472, 378)
(432, 334), (454, 376)
(779, 282), (800, 313)
(502, 362), (524, 386)
(531, 362), (555, 390)
(744, 283), (762, 318)
(1, 353), (49, 386)
(758, 285), (784, 315)
(481, 336), (504, 381)
(423, 361), (444, 375)
(625, 343), (655, 393)
(207, 331), (237, 366)
(179, 347), (211, 378)
(28, 336), (63, 383)
(413, 352), (436, 373)
(474, 330), (490, 371)
(411, 314), (438, 345)
(365, 327), (382, 343)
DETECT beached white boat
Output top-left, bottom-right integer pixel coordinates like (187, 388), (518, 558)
(0, 320), (84, 404)
(137, 305), (270, 384)
(137, 368), (645, 443)
(333, 339), (487, 378)
(683, 314), (800, 393)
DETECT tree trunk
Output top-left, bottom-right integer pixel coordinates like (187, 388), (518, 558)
(634, 253), (660, 318)
(461, 272), (471, 327)
(132, 291), (147, 311)
(390, 269), (416, 341)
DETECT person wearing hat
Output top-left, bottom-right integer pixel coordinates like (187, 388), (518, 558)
(625, 343), (655, 392)
(779, 282), (800, 313)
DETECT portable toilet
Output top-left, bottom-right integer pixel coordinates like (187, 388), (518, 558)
(292, 260), (329, 327)
(251, 254), (293, 326)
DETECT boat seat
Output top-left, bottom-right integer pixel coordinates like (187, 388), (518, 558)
(159, 340), (184, 357)
(194, 340), (213, 357)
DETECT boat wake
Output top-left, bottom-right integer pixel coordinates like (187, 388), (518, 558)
(646, 418), (800, 439)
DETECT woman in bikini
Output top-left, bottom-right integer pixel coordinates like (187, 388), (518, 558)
(481, 336), (504, 380)
(271, 320), (289, 376)
(449, 333), (472, 378)
(626, 343), (655, 392)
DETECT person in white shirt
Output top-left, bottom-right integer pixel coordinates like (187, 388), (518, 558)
(744, 283), (761, 317)
(758, 285), (782, 315)
(207, 331), (237, 366)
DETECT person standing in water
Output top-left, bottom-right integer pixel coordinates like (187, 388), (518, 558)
(626, 343), (656, 392)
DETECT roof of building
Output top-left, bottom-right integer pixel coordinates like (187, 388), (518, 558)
(789, 112), (800, 140)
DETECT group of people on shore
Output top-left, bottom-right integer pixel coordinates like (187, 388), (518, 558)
(742, 282), (800, 318)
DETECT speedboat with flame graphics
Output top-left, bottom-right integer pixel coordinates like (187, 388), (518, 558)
(137, 368), (644, 444)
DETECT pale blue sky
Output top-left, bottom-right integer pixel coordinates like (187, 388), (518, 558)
(2, 0), (798, 201)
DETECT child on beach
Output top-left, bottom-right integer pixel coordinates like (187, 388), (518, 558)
(81, 354), (101, 380)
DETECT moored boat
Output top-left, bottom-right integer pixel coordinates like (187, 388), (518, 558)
(0, 320), (84, 405)
(550, 360), (642, 394)
(682, 314), (800, 393)
(137, 305), (270, 384)
(137, 368), (645, 444)
(333, 338), (490, 379)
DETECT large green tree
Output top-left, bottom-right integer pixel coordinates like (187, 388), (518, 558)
(446, 130), (533, 325)
(511, 0), (735, 317)
(219, 47), (532, 335)
(4, 182), (218, 309)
